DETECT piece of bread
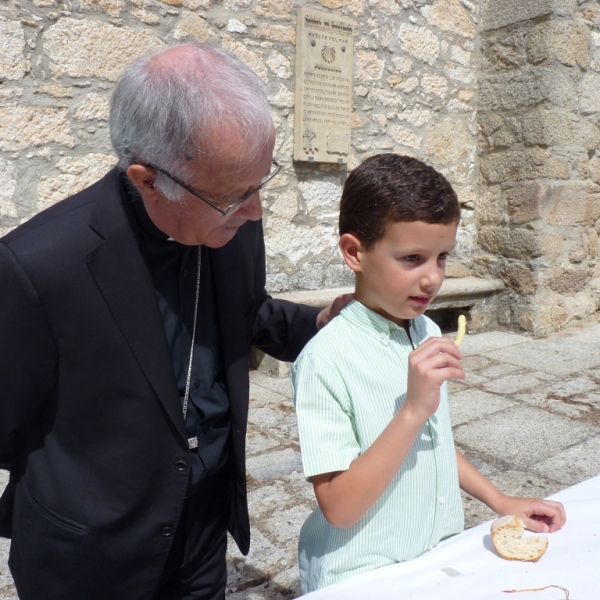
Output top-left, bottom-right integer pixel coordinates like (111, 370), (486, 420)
(490, 515), (548, 562)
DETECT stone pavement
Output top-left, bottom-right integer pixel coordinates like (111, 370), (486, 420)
(3, 315), (600, 599)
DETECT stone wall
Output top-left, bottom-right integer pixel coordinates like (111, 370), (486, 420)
(476, 0), (600, 335)
(0, 0), (479, 294)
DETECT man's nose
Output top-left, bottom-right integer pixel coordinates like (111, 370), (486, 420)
(238, 191), (263, 221)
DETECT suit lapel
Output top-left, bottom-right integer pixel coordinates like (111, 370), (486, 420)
(87, 171), (186, 441)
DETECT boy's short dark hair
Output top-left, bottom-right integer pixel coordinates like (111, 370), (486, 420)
(339, 153), (460, 249)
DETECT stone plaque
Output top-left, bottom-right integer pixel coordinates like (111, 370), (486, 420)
(294, 7), (354, 164)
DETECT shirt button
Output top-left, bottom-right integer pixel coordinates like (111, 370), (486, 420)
(436, 437), (442, 446)
(175, 460), (187, 471)
(439, 496), (446, 505)
(379, 332), (387, 339)
(161, 526), (175, 537)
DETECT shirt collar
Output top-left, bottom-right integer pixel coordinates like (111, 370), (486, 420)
(340, 299), (425, 345)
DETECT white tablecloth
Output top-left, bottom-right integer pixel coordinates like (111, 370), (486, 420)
(304, 475), (600, 599)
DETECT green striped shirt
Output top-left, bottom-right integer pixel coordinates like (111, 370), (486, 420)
(291, 300), (464, 592)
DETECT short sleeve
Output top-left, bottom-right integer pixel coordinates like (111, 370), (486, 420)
(292, 352), (360, 478)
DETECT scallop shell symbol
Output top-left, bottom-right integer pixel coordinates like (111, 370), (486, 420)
(321, 45), (336, 63)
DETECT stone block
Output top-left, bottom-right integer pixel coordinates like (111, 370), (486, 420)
(498, 262), (538, 295)
(526, 19), (590, 68)
(173, 11), (219, 42)
(475, 185), (507, 225)
(423, 117), (472, 165)
(253, 0), (292, 21)
(0, 20), (26, 81)
(398, 23), (439, 66)
(480, 0), (575, 32)
(421, 73), (448, 98)
(0, 157), (18, 218)
(252, 24), (295, 45)
(79, 0), (124, 17)
(540, 183), (600, 227)
(547, 266), (593, 295)
(479, 66), (572, 112)
(0, 105), (74, 152)
(37, 153), (117, 211)
(73, 92), (110, 122)
(480, 148), (569, 183)
(478, 226), (542, 259)
(316, 0), (364, 16)
(388, 124), (421, 149)
(398, 106), (434, 127)
(517, 110), (600, 149)
(266, 51), (291, 79)
(221, 38), (268, 83)
(506, 182), (549, 224)
(579, 71), (600, 115)
(43, 18), (164, 82)
(421, 0), (475, 39)
(355, 50), (385, 82)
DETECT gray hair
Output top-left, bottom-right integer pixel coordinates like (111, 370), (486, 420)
(109, 43), (274, 201)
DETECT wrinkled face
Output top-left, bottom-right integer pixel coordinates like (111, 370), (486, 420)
(140, 134), (275, 247)
(354, 220), (458, 327)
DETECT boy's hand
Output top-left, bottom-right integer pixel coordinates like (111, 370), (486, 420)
(494, 495), (566, 533)
(403, 336), (465, 423)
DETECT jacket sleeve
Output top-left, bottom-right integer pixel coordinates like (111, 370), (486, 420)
(0, 242), (57, 461)
(248, 222), (321, 363)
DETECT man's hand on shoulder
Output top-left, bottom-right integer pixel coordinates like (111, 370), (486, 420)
(316, 293), (354, 330)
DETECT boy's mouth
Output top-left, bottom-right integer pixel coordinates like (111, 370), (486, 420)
(409, 295), (432, 306)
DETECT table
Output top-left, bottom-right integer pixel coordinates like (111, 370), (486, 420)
(303, 475), (600, 600)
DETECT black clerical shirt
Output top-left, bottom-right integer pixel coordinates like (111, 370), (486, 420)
(129, 185), (231, 494)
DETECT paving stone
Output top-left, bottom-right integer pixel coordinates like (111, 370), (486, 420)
(459, 331), (531, 355)
(532, 436), (600, 485)
(449, 388), (516, 426)
(544, 374), (600, 397)
(482, 372), (547, 394)
(250, 370), (294, 396)
(249, 384), (289, 408)
(247, 430), (282, 456)
(460, 355), (493, 371)
(481, 336), (600, 376)
(246, 448), (303, 481)
(516, 390), (594, 421)
(453, 405), (597, 469)
(477, 362), (522, 379)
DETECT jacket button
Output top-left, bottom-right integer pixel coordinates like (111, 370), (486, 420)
(161, 526), (174, 537)
(175, 460), (187, 471)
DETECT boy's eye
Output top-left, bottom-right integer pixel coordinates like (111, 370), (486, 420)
(403, 255), (420, 262)
(438, 253), (449, 261)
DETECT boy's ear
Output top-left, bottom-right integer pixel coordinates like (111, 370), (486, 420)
(339, 233), (364, 273)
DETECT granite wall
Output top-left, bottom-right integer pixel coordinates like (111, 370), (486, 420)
(2, 0), (600, 334)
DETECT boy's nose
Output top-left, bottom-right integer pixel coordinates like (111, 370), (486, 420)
(421, 265), (443, 289)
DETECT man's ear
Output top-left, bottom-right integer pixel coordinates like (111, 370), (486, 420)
(339, 233), (365, 273)
(126, 164), (159, 200)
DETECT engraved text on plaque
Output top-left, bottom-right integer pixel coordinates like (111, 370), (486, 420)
(294, 7), (354, 164)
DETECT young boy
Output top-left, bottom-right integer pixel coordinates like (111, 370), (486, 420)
(291, 154), (566, 593)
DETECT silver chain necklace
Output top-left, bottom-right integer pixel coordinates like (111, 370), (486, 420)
(183, 246), (201, 450)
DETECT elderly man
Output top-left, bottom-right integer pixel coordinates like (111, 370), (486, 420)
(0, 44), (347, 600)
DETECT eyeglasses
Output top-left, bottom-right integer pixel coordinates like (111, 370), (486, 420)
(148, 159), (282, 217)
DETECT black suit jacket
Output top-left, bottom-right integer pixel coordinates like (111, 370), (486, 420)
(0, 169), (319, 600)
